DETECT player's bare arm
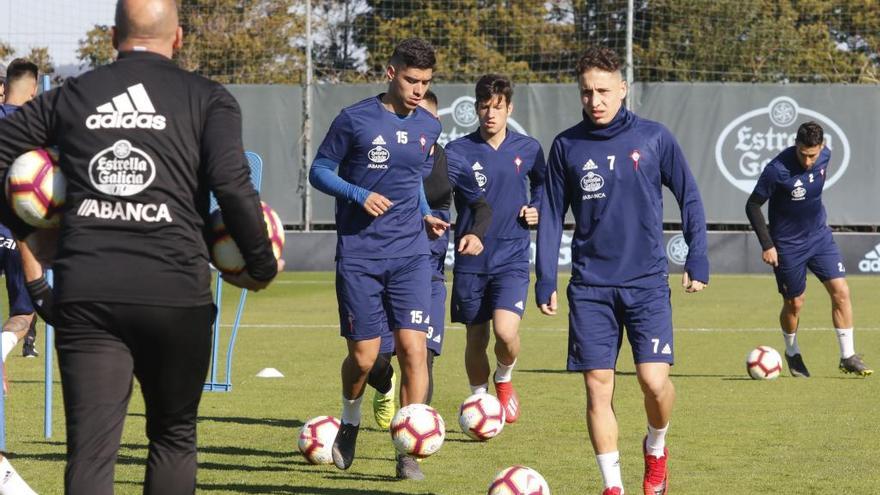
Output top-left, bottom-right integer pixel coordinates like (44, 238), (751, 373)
(222, 258), (285, 291)
(681, 272), (706, 293)
(539, 291), (558, 316)
(457, 234), (483, 255)
(363, 192), (392, 217)
(519, 205), (539, 226)
(424, 214), (450, 239)
(762, 247), (779, 267)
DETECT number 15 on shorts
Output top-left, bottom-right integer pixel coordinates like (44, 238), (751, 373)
(410, 310), (430, 325)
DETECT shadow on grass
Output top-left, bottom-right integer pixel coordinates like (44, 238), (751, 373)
(199, 416), (305, 429)
(127, 412), (305, 430)
(193, 482), (438, 495)
(522, 368), (742, 379)
(199, 461), (294, 472)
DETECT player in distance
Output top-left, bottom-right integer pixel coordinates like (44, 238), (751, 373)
(535, 47), (709, 495)
(0, 57), (42, 495)
(444, 74), (545, 424)
(745, 121), (872, 378)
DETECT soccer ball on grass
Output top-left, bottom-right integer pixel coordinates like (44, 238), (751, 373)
(746, 345), (783, 380)
(390, 403), (445, 459)
(297, 415), (340, 465)
(459, 393), (505, 441)
(488, 465), (550, 495)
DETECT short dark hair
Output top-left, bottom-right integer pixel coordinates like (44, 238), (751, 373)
(6, 58), (39, 85)
(389, 38), (436, 70)
(475, 74), (513, 105)
(423, 89), (438, 107)
(796, 121), (824, 147)
(575, 47), (623, 77)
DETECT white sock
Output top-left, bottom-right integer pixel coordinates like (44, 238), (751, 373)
(1, 333), (19, 363)
(493, 359), (516, 383)
(646, 423), (669, 458)
(836, 328), (855, 359)
(781, 330), (800, 357)
(596, 451), (623, 490)
(0, 457), (37, 495)
(340, 394), (363, 426)
(470, 383), (488, 395)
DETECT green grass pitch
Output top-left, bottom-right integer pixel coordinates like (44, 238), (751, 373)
(3, 273), (878, 494)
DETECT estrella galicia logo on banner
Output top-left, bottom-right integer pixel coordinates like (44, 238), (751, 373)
(436, 96), (529, 145)
(715, 96), (850, 194)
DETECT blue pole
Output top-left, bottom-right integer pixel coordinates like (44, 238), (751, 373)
(44, 270), (54, 438)
(0, 310), (5, 452)
(40, 74), (55, 439)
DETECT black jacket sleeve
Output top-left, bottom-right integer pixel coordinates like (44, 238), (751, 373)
(745, 192), (774, 250)
(465, 197), (492, 240)
(200, 85), (277, 282)
(0, 90), (58, 239)
(424, 146), (453, 210)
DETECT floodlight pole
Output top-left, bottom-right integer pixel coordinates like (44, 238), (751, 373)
(626, 0), (634, 109)
(302, 0), (313, 231)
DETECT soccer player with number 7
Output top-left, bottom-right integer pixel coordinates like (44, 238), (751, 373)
(535, 47), (709, 495)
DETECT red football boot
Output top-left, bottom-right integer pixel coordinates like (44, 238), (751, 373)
(494, 380), (520, 423)
(643, 436), (669, 495)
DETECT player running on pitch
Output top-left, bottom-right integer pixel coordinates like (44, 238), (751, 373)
(535, 47), (709, 495)
(366, 90), (492, 431)
(445, 74), (545, 424)
(308, 38), (449, 480)
(746, 121), (872, 378)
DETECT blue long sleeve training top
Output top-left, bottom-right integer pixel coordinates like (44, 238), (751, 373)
(535, 108), (709, 304)
(309, 95), (440, 259)
(445, 129), (545, 274)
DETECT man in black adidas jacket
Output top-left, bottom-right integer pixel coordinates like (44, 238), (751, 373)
(0, 0), (280, 493)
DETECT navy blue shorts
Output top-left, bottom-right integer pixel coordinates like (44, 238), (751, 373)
(774, 234), (845, 299)
(377, 252), (447, 355)
(567, 284), (674, 371)
(0, 224), (35, 316)
(451, 265), (529, 325)
(336, 255), (431, 342)
(426, 276), (446, 355)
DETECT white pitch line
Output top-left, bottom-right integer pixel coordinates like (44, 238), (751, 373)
(219, 324), (880, 332)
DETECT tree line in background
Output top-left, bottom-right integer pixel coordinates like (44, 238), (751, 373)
(3, 0), (879, 84)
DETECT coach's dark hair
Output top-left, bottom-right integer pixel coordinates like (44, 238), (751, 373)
(5, 59), (38, 84)
(389, 38), (436, 70)
(575, 47), (623, 77)
(423, 89), (438, 107)
(796, 121), (824, 147)
(475, 74), (513, 105)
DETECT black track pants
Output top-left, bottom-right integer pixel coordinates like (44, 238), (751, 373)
(55, 302), (215, 495)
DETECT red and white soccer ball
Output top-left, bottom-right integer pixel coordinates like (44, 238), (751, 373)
(5, 149), (66, 228)
(297, 415), (340, 465)
(488, 465), (551, 495)
(210, 201), (284, 274)
(746, 345), (783, 380)
(389, 403), (445, 459)
(459, 393), (505, 441)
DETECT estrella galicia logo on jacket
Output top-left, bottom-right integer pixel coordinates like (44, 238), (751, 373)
(85, 83), (167, 130)
(472, 162), (488, 190)
(367, 145), (390, 169)
(715, 97), (850, 194)
(579, 171), (605, 200)
(89, 140), (156, 196)
(436, 96), (529, 145)
(666, 234), (689, 266)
